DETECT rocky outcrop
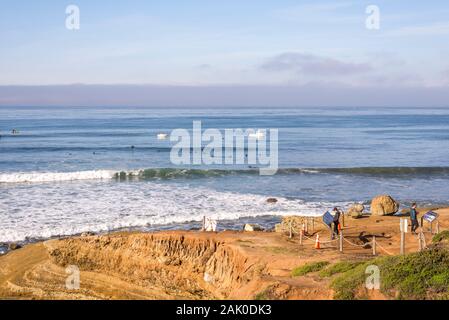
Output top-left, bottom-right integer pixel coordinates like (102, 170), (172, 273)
(243, 224), (264, 232)
(371, 195), (399, 216)
(266, 198), (278, 203)
(275, 216), (315, 235)
(347, 204), (365, 219)
(46, 232), (260, 299)
(8, 243), (22, 251)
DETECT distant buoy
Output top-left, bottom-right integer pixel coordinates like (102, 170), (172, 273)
(157, 133), (168, 140)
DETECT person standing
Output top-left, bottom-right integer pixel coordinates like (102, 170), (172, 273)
(410, 203), (419, 234)
(331, 207), (341, 239)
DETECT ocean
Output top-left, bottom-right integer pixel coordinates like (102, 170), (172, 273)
(1, 106), (449, 243)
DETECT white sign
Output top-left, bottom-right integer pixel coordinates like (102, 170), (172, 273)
(204, 217), (217, 232)
(400, 218), (408, 233)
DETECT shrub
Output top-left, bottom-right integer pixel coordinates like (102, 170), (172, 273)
(319, 261), (363, 278)
(331, 247), (449, 300)
(291, 261), (329, 277)
(432, 231), (449, 243)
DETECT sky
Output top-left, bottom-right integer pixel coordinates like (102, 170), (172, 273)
(0, 0), (449, 106)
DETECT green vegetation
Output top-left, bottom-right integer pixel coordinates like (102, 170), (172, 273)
(254, 291), (268, 300)
(291, 261), (329, 277)
(254, 284), (277, 300)
(319, 261), (363, 278)
(331, 247), (449, 300)
(432, 231), (449, 243)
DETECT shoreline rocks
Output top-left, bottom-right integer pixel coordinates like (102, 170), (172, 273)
(371, 195), (399, 216)
(8, 243), (22, 251)
(243, 224), (264, 232)
(347, 204), (365, 219)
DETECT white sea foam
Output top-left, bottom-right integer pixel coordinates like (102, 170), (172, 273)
(0, 179), (348, 243)
(0, 170), (117, 183)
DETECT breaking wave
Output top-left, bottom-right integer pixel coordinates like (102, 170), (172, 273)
(2, 166), (449, 183)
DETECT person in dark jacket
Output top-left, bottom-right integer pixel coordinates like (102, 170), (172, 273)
(410, 203), (419, 234)
(331, 207), (341, 238)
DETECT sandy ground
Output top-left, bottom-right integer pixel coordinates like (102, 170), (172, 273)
(0, 207), (448, 300)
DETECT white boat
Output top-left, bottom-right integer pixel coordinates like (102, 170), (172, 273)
(248, 130), (265, 139)
(157, 133), (168, 140)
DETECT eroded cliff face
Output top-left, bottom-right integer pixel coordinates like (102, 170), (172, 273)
(1, 229), (342, 299)
(46, 232), (262, 299)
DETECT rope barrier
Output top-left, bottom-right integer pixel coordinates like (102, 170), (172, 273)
(375, 242), (396, 256)
(319, 238), (338, 244)
(285, 216), (449, 255)
(437, 220), (449, 229)
(343, 237), (372, 248)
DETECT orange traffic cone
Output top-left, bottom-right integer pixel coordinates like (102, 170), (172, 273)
(315, 234), (321, 249)
(338, 223), (342, 232)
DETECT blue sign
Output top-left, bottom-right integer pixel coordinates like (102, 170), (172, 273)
(323, 211), (334, 226)
(423, 211), (438, 223)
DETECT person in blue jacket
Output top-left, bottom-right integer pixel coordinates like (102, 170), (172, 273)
(410, 203), (419, 234)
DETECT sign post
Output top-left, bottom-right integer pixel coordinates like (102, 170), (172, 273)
(400, 218), (408, 255)
(339, 230), (343, 253)
(289, 220), (293, 239)
(423, 211), (439, 234)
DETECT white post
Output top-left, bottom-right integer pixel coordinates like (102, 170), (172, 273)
(400, 218), (407, 255)
(339, 230), (343, 253)
(400, 231), (405, 255)
(372, 236), (376, 256)
(289, 220), (293, 239)
(418, 232), (423, 252)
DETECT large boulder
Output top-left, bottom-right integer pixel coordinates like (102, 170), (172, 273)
(370, 195), (400, 216)
(8, 243), (22, 251)
(243, 224), (264, 232)
(347, 204), (365, 219)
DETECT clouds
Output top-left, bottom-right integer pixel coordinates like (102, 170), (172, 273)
(1, 84), (449, 107)
(260, 52), (372, 76)
(0, 1), (448, 93)
(273, 1), (360, 24)
(386, 22), (449, 37)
